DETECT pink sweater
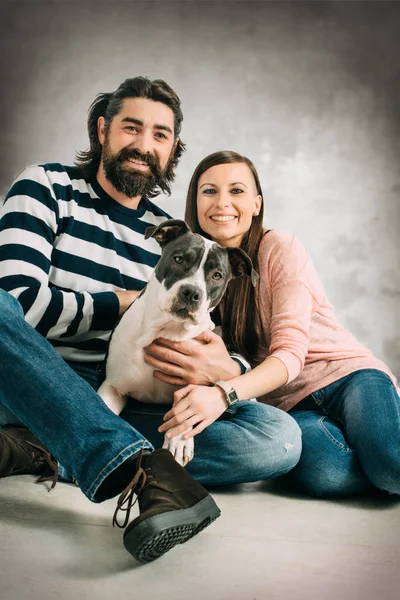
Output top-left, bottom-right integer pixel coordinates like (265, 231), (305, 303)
(250, 230), (398, 412)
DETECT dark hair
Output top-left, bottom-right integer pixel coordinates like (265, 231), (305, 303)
(75, 76), (186, 182)
(185, 151), (265, 364)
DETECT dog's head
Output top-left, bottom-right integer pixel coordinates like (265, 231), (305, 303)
(145, 219), (258, 324)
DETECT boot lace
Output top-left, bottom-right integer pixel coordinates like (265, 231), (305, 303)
(112, 449), (156, 529)
(25, 440), (59, 490)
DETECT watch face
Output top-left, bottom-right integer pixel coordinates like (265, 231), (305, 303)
(228, 390), (239, 403)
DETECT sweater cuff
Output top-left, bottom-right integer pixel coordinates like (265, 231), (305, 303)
(230, 354), (252, 375)
(90, 292), (120, 331)
(270, 350), (302, 383)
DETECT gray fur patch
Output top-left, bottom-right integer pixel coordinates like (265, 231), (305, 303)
(154, 233), (206, 290)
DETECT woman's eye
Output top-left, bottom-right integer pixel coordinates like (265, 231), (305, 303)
(174, 256), (184, 264)
(231, 188), (243, 194)
(212, 272), (223, 280)
(203, 188), (216, 195)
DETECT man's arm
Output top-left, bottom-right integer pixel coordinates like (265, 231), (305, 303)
(0, 165), (121, 338)
(144, 329), (247, 386)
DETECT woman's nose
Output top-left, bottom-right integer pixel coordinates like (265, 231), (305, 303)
(215, 192), (231, 208)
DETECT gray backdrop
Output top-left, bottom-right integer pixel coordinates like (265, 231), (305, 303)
(1, 0), (399, 377)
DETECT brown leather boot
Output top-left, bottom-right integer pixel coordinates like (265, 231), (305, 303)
(112, 448), (221, 563)
(0, 427), (58, 488)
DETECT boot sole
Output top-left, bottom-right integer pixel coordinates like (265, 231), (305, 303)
(123, 495), (221, 564)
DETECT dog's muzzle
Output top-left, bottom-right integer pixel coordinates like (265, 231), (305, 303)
(171, 284), (203, 320)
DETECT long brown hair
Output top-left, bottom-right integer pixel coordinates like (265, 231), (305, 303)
(185, 151), (265, 364)
(75, 76), (186, 195)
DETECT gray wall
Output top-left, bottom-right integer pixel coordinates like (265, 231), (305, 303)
(1, 0), (399, 376)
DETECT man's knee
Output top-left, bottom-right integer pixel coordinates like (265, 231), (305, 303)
(232, 402), (302, 479)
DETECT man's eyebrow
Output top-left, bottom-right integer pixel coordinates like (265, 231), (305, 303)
(154, 124), (173, 134)
(121, 117), (142, 126)
(121, 116), (173, 134)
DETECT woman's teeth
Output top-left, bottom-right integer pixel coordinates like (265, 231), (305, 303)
(210, 216), (236, 222)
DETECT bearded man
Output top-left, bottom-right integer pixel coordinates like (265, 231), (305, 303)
(0, 77), (299, 563)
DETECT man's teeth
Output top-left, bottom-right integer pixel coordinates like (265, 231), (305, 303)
(128, 159), (147, 166)
(210, 216), (236, 222)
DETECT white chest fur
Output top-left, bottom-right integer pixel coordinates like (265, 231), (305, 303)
(102, 276), (213, 404)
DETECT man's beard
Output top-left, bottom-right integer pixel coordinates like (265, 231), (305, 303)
(102, 140), (174, 199)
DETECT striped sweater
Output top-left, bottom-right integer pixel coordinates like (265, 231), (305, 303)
(0, 163), (172, 362)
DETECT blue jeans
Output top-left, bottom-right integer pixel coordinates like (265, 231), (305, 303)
(287, 369), (400, 498)
(0, 289), (301, 501)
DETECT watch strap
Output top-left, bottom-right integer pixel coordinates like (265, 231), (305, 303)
(214, 380), (240, 407)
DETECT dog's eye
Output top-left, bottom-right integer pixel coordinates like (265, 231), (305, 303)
(174, 256), (184, 264)
(212, 272), (223, 280)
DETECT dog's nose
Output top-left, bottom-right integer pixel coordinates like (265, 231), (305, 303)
(178, 285), (202, 305)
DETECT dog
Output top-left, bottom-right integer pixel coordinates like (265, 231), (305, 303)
(97, 219), (255, 466)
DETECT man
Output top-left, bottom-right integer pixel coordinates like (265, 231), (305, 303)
(0, 77), (300, 563)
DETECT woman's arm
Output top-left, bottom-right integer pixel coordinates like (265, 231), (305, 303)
(159, 232), (318, 439)
(222, 355), (288, 400)
(158, 355), (288, 440)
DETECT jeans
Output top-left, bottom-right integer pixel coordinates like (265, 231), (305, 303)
(288, 369), (400, 498)
(0, 289), (301, 501)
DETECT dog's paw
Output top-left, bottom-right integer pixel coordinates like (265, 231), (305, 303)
(163, 431), (194, 467)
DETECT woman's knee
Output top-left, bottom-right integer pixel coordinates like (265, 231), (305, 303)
(287, 454), (373, 498)
(363, 448), (400, 495)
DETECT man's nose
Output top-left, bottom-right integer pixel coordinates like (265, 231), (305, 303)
(131, 129), (153, 154)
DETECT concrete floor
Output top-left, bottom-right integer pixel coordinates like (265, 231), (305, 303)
(0, 476), (399, 600)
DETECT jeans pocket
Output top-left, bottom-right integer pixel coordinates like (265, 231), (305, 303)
(318, 416), (354, 453)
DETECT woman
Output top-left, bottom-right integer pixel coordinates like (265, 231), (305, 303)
(159, 150), (399, 498)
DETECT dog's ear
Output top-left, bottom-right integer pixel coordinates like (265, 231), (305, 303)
(144, 219), (191, 248)
(227, 247), (259, 287)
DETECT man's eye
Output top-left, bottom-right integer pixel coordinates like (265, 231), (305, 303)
(125, 126), (138, 132)
(174, 256), (184, 264)
(212, 272), (223, 280)
(155, 132), (167, 139)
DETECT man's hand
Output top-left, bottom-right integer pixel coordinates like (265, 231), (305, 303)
(144, 330), (241, 386)
(115, 290), (141, 316)
(158, 384), (228, 439)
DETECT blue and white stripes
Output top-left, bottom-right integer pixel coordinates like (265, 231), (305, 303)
(0, 163), (171, 362)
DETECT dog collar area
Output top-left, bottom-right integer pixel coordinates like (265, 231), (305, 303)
(213, 380), (240, 407)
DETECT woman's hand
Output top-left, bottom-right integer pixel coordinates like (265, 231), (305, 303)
(158, 384), (228, 440)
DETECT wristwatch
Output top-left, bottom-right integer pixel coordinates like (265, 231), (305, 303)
(214, 380), (240, 407)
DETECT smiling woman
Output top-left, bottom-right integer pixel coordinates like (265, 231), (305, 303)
(197, 162), (262, 249)
(178, 149), (400, 500)
(186, 151), (265, 364)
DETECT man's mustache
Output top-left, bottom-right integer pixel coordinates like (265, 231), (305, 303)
(117, 148), (160, 173)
